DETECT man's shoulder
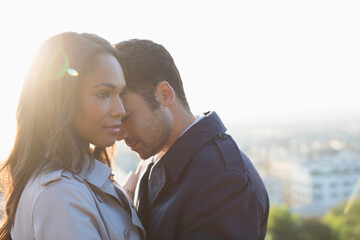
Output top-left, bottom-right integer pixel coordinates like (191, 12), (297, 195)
(190, 132), (248, 175)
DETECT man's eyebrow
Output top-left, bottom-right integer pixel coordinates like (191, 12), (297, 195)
(94, 83), (116, 89)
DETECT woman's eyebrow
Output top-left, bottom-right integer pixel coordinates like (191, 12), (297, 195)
(94, 83), (116, 89)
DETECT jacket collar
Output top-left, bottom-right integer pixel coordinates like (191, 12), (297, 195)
(163, 111), (226, 182)
(146, 111), (226, 209)
(77, 159), (121, 204)
(78, 159), (146, 237)
(78, 158), (112, 188)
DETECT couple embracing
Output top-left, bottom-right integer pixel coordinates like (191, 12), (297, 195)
(1, 32), (269, 240)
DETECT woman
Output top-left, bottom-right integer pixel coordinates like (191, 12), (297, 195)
(0, 32), (144, 239)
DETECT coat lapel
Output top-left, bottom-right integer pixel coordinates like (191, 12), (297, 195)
(134, 159), (153, 209)
(147, 160), (166, 209)
(135, 161), (154, 226)
(113, 181), (146, 239)
(80, 160), (121, 203)
(81, 160), (146, 239)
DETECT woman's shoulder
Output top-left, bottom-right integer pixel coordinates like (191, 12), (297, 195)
(21, 169), (90, 207)
(32, 170), (98, 211)
(38, 169), (86, 187)
(12, 169), (95, 238)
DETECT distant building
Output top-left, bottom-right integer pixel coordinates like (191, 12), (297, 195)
(268, 150), (360, 216)
(259, 170), (284, 205)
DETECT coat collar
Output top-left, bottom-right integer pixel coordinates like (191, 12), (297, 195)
(78, 158), (112, 188)
(146, 111), (226, 208)
(163, 111), (226, 182)
(78, 158), (145, 237)
(76, 159), (120, 202)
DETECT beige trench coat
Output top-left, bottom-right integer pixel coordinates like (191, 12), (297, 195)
(11, 160), (145, 240)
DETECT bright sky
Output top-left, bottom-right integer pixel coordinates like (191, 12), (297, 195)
(0, 0), (359, 160)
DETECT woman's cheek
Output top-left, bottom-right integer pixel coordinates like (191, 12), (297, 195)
(82, 97), (107, 122)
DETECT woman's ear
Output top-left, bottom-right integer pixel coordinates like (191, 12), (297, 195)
(155, 81), (175, 106)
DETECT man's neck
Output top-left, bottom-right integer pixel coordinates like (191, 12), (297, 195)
(155, 110), (196, 163)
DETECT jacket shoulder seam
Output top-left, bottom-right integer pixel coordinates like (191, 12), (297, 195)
(31, 180), (93, 229)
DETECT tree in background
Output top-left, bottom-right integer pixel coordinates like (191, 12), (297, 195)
(299, 218), (334, 240)
(324, 197), (360, 240)
(267, 205), (334, 240)
(266, 205), (301, 240)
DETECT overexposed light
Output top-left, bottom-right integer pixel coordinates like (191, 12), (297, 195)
(1, 0), (359, 158)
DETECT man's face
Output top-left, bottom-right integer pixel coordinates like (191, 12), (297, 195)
(118, 90), (171, 159)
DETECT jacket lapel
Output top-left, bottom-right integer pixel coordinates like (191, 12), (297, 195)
(147, 160), (166, 209)
(81, 160), (146, 239)
(135, 161), (154, 226)
(134, 159), (153, 209)
(80, 160), (121, 201)
(146, 112), (225, 207)
(113, 182), (146, 239)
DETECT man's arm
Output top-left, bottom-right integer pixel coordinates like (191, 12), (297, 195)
(180, 172), (269, 240)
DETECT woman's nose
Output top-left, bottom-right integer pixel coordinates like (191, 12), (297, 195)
(111, 97), (126, 118)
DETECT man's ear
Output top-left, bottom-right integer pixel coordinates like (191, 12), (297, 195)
(155, 81), (175, 107)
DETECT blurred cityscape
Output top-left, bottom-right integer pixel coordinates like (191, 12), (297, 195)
(229, 115), (360, 217)
(116, 114), (360, 217)
(1, 114), (359, 232)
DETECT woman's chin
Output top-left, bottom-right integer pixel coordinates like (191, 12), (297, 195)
(91, 140), (116, 148)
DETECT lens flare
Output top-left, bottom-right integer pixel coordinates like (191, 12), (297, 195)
(344, 177), (360, 215)
(51, 50), (78, 79)
(54, 52), (69, 79)
(67, 68), (78, 76)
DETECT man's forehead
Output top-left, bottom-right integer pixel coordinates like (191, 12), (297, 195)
(121, 88), (137, 97)
(121, 89), (144, 105)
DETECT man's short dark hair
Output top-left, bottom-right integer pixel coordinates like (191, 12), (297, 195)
(115, 39), (190, 111)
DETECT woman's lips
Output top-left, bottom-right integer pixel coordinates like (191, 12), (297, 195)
(104, 125), (121, 133)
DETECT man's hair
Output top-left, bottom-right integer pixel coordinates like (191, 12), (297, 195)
(115, 39), (190, 111)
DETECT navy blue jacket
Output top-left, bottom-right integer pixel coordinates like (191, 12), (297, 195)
(135, 112), (269, 240)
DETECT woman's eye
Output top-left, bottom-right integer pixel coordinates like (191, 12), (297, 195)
(97, 92), (109, 99)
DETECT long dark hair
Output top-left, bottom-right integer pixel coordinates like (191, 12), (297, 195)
(0, 32), (118, 239)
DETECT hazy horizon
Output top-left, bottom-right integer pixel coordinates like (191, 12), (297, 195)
(1, 0), (359, 160)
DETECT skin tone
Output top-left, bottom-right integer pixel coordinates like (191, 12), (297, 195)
(116, 88), (172, 160)
(72, 54), (127, 148)
(117, 81), (196, 160)
(119, 81), (196, 200)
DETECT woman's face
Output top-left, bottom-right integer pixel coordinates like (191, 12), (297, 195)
(72, 54), (126, 147)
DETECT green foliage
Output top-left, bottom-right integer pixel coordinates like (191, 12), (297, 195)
(267, 198), (360, 240)
(299, 218), (335, 240)
(266, 205), (302, 240)
(324, 198), (360, 240)
(267, 205), (334, 240)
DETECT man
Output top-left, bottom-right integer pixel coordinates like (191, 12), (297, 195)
(115, 39), (269, 240)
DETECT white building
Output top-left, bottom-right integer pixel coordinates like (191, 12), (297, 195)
(268, 150), (360, 216)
